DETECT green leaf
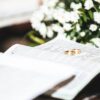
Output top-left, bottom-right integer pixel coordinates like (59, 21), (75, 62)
(29, 35), (45, 44)
(81, 0), (85, 3)
(82, 14), (88, 22)
(88, 10), (93, 19)
(26, 31), (45, 44)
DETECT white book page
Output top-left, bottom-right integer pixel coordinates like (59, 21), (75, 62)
(5, 35), (100, 100)
(0, 54), (74, 100)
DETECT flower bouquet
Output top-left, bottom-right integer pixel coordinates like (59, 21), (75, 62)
(28, 0), (100, 47)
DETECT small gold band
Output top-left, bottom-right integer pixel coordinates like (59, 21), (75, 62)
(64, 49), (81, 55)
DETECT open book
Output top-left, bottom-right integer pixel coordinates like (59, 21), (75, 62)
(1, 34), (100, 100)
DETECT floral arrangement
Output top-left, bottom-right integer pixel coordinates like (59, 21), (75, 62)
(29, 0), (100, 47)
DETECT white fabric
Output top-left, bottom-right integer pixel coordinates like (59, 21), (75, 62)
(0, 0), (39, 27)
(0, 53), (74, 100)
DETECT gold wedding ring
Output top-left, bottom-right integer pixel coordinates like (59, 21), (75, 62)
(64, 49), (81, 56)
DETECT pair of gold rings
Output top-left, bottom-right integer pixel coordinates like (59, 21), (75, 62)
(64, 49), (81, 56)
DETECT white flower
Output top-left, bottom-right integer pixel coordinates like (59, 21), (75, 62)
(76, 24), (81, 32)
(70, 11), (80, 23)
(91, 38), (100, 47)
(80, 32), (86, 37)
(84, 0), (94, 10)
(94, 0), (100, 3)
(31, 21), (41, 31)
(38, 23), (47, 38)
(49, 0), (59, 7)
(89, 24), (98, 32)
(70, 2), (82, 10)
(30, 10), (44, 23)
(53, 10), (79, 23)
(63, 23), (72, 31)
(53, 9), (67, 23)
(44, 0), (59, 8)
(64, 12), (72, 22)
(51, 24), (64, 34)
(94, 12), (100, 24)
(43, 8), (54, 20)
(58, 2), (65, 8)
(51, 24), (59, 32)
(47, 27), (54, 38)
